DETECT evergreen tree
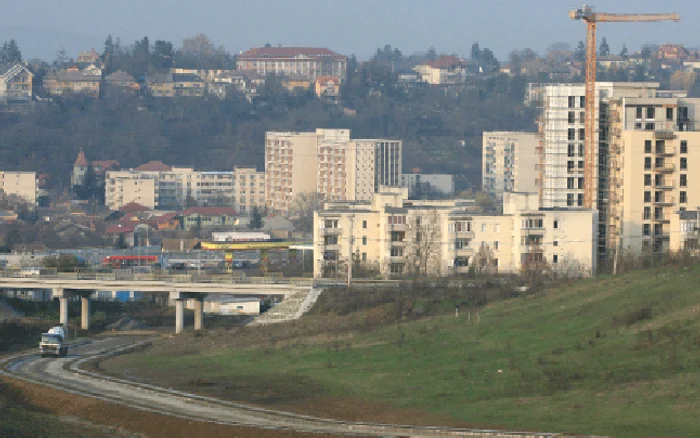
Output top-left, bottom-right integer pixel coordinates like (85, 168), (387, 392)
(599, 37), (610, 57)
(574, 41), (586, 61)
(619, 44), (628, 58)
(0, 39), (22, 64)
(249, 207), (264, 230)
(470, 43), (480, 60)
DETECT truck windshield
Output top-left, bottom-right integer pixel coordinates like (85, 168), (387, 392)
(41, 334), (60, 343)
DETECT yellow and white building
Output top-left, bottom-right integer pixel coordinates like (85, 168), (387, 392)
(482, 132), (539, 205)
(313, 187), (597, 278)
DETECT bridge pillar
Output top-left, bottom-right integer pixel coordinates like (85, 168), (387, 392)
(175, 299), (184, 334)
(81, 296), (90, 330)
(193, 297), (204, 331)
(59, 297), (68, 327)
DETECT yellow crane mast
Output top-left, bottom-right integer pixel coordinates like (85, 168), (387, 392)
(569, 5), (680, 209)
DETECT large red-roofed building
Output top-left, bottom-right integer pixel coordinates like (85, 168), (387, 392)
(237, 47), (347, 81)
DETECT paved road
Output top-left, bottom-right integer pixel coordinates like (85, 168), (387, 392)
(1, 337), (561, 437)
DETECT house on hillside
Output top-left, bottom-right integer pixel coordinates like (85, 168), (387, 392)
(413, 56), (465, 85)
(44, 68), (101, 97)
(105, 70), (138, 94)
(0, 63), (33, 103)
(173, 73), (204, 97)
(314, 76), (340, 101)
(237, 46), (347, 81)
(148, 73), (174, 97)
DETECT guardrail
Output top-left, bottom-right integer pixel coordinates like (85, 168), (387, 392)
(0, 269), (314, 287)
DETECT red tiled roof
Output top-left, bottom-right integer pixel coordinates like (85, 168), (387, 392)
(104, 225), (134, 234)
(182, 207), (237, 217)
(155, 212), (178, 223)
(119, 202), (150, 213)
(424, 55), (463, 69)
(74, 149), (88, 167)
(92, 160), (119, 173)
(136, 160), (172, 172)
(240, 47), (345, 60)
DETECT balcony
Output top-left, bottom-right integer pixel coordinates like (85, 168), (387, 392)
(655, 164), (675, 174)
(654, 123), (677, 140)
(454, 247), (474, 257)
(654, 196), (674, 206)
(655, 147), (676, 157)
(452, 230), (475, 239)
(320, 227), (342, 236)
(655, 181), (674, 190)
(653, 215), (671, 223)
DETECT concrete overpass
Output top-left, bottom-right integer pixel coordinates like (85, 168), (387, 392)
(0, 274), (312, 334)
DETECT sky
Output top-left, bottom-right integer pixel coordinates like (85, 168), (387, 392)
(0, 0), (697, 62)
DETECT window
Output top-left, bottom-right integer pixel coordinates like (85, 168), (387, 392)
(655, 174), (663, 186)
(568, 96), (576, 108)
(390, 247), (404, 257)
(579, 144), (584, 157)
(568, 144), (576, 157)
(578, 160), (584, 169)
(568, 111), (576, 124)
(362, 236), (367, 245)
(567, 161), (575, 171)
(362, 220), (367, 229)
(644, 140), (652, 153)
(577, 194), (583, 206)
(681, 140), (688, 154)
(644, 157), (652, 170)
(645, 122), (655, 131)
(568, 128), (576, 140)
(643, 224), (651, 236)
(567, 193), (574, 206)
(644, 174), (651, 186)
(494, 224), (500, 232)
(578, 177), (584, 189)
(655, 140), (665, 153)
(553, 240), (559, 247)
(567, 177), (575, 189)
(647, 107), (655, 119)
(681, 157), (687, 170)
(644, 191), (651, 203)
(362, 252), (367, 261)
(553, 220), (559, 229)
(493, 241), (499, 250)
(578, 128), (585, 140)
(636, 107), (643, 119)
(681, 174), (687, 187)
(681, 191), (687, 203)
(667, 107), (674, 121)
(643, 206), (651, 220)
(580, 96), (585, 108)
(655, 207), (663, 220)
(553, 255), (558, 264)
(481, 223), (487, 232)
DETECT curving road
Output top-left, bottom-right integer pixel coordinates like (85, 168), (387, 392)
(1, 337), (561, 437)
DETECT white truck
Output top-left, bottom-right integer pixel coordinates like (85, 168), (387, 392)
(39, 325), (68, 357)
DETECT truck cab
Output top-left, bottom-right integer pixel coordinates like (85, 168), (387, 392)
(39, 326), (68, 358)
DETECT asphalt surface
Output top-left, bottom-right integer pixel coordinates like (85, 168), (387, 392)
(1, 336), (562, 437)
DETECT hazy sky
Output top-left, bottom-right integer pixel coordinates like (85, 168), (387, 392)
(0, 0), (696, 62)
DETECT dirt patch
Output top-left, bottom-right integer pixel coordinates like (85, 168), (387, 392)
(1, 376), (334, 438)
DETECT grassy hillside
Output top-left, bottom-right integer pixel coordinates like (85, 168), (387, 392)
(104, 264), (700, 436)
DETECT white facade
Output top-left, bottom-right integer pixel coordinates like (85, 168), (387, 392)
(0, 171), (37, 206)
(482, 132), (539, 205)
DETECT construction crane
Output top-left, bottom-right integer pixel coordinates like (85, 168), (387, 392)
(569, 5), (680, 209)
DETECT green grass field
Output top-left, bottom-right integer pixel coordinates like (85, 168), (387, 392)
(110, 265), (700, 436)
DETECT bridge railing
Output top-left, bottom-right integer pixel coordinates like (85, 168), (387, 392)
(0, 269), (314, 287)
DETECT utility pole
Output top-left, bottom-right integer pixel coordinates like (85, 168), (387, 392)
(347, 215), (354, 287)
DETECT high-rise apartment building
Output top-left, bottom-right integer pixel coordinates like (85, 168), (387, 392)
(606, 95), (700, 256)
(266, 129), (402, 215)
(232, 167), (266, 214)
(0, 171), (37, 206)
(482, 132), (539, 206)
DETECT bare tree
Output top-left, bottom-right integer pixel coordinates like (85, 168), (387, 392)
(474, 243), (497, 277)
(406, 210), (442, 278)
(289, 192), (325, 233)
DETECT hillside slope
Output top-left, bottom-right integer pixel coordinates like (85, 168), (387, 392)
(102, 264), (700, 436)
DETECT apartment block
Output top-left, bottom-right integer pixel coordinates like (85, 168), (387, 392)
(266, 129), (402, 215)
(313, 188), (597, 279)
(606, 95), (700, 256)
(106, 163), (266, 212)
(265, 131), (318, 215)
(0, 171), (37, 206)
(232, 167), (266, 214)
(401, 173), (455, 197)
(482, 132), (539, 205)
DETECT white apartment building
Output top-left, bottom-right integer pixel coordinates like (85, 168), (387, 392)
(106, 164), (266, 212)
(237, 47), (347, 81)
(313, 187), (597, 279)
(482, 132), (539, 205)
(0, 171), (37, 206)
(266, 129), (402, 215)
